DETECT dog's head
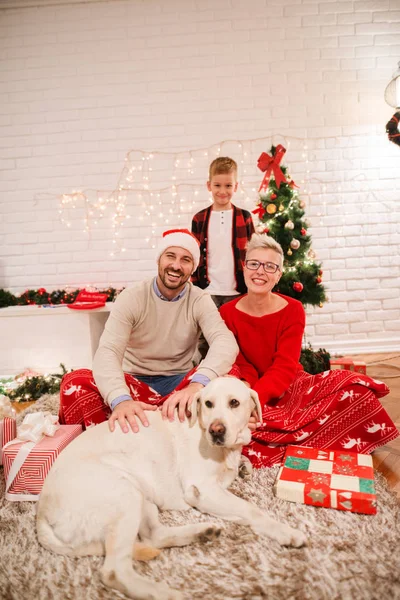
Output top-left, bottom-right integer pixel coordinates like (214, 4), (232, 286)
(189, 377), (262, 449)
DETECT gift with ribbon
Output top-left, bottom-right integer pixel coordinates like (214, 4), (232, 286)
(0, 395), (17, 465)
(257, 144), (287, 191)
(2, 411), (81, 501)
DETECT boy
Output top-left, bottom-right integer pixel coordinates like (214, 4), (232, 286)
(191, 156), (255, 308)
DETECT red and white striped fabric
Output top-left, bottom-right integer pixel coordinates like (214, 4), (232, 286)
(3, 424), (81, 501)
(0, 417), (17, 465)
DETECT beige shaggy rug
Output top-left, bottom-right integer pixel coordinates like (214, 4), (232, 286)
(1, 394), (400, 600)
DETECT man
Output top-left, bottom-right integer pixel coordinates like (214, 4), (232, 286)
(59, 229), (239, 433)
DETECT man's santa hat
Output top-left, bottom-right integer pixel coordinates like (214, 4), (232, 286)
(157, 229), (200, 272)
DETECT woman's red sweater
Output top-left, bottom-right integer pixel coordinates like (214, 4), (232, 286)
(220, 294), (305, 407)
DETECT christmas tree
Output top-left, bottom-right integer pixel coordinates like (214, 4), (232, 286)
(252, 144), (326, 308)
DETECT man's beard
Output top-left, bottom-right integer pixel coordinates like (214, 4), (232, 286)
(159, 268), (189, 289)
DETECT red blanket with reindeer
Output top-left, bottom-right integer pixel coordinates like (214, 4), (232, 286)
(242, 369), (398, 468)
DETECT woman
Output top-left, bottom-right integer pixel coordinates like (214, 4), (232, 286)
(219, 233), (398, 468)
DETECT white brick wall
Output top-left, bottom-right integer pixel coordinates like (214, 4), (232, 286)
(0, 0), (399, 355)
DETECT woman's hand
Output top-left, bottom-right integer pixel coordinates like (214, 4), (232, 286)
(161, 382), (204, 422)
(109, 399), (157, 433)
(248, 409), (261, 431)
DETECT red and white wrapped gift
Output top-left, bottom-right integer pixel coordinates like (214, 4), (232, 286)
(0, 395), (17, 465)
(2, 411), (81, 501)
(274, 445), (377, 515)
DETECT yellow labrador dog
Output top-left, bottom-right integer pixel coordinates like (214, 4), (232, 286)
(37, 377), (305, 600)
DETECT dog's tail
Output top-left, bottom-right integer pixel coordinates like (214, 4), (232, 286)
(133, 542), (161, 561)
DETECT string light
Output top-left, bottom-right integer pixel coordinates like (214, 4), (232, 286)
(42, 133), (398, 255)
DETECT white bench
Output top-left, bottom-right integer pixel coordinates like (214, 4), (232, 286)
(0, 303), (112, 375)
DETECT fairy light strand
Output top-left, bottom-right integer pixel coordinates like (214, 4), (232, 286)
(38, 133), (399, 256)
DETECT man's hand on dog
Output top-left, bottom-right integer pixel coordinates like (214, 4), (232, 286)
(109, 400), (158, 433)
(161, 382), (204, 423)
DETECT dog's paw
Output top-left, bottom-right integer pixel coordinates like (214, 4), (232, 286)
(164, 589), (184, 600)
(270, 523), (306, 548)
(196, 524), (222, 543)
(238, 455), (253, 479)
(254, 520), (306, 548)
(184, 485), (201, 507)
(151, 582), (183, 600)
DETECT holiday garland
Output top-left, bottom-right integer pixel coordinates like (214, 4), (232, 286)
(0, 365), (70, 402)
(0, 287), (121, 308)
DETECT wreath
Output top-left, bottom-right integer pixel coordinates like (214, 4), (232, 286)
(386, 111), (400, 147)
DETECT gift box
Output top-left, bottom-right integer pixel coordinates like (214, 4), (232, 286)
(330, 357), (367, 375)
(0, 394), (17, 466)
(330, 356), (354, 370)
(3, 423), (82, 501)
(0, 416), (17, 465)
(352, 361), (367, 375)
(274, 445), (377, 515)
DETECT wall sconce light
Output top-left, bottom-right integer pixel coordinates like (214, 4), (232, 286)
(384, 61), (400, 108)
(385, 61), (400, 148)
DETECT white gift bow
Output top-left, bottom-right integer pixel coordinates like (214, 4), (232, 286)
(12, 411), (59, 443)
(4, 411), (59, 502)
(0, 394), (16, 420)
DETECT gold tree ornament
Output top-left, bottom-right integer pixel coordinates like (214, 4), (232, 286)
(267, 203), (277, 214)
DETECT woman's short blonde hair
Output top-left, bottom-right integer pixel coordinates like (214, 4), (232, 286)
(246, 233), (284, 270)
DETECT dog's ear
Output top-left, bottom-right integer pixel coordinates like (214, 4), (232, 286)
(188, 392), (201, 427)
(250, 389), (263, 424)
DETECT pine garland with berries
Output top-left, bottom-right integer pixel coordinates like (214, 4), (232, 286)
(0, 364), (70, 402)
(0, 286), (122, 308)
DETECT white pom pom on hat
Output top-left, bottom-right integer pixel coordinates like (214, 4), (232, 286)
(156, 228), (200, 272)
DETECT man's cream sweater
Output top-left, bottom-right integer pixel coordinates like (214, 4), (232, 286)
(92, 279), (239, 406)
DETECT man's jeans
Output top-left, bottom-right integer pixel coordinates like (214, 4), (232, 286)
(134, 373), (188, 397)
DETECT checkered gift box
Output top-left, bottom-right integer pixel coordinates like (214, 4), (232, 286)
(274, 445), (377, 514)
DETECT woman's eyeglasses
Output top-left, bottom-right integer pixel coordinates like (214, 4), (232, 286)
(244, 260), (280, 274)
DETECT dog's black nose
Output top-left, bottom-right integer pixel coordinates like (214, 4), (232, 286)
(209, 421), (226, 444)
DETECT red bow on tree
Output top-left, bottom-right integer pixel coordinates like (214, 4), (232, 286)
(252, 204), (266, 219)
(257, 145), (287, 191)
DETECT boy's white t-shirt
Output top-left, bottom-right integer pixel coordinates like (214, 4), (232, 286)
(206, 209), (239, 296)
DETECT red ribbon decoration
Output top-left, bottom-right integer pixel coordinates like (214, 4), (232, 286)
(252, 204), (266, 219)
(257, 145), (287, 191)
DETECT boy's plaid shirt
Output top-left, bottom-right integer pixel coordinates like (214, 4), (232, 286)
(191, 204), (255, 294)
